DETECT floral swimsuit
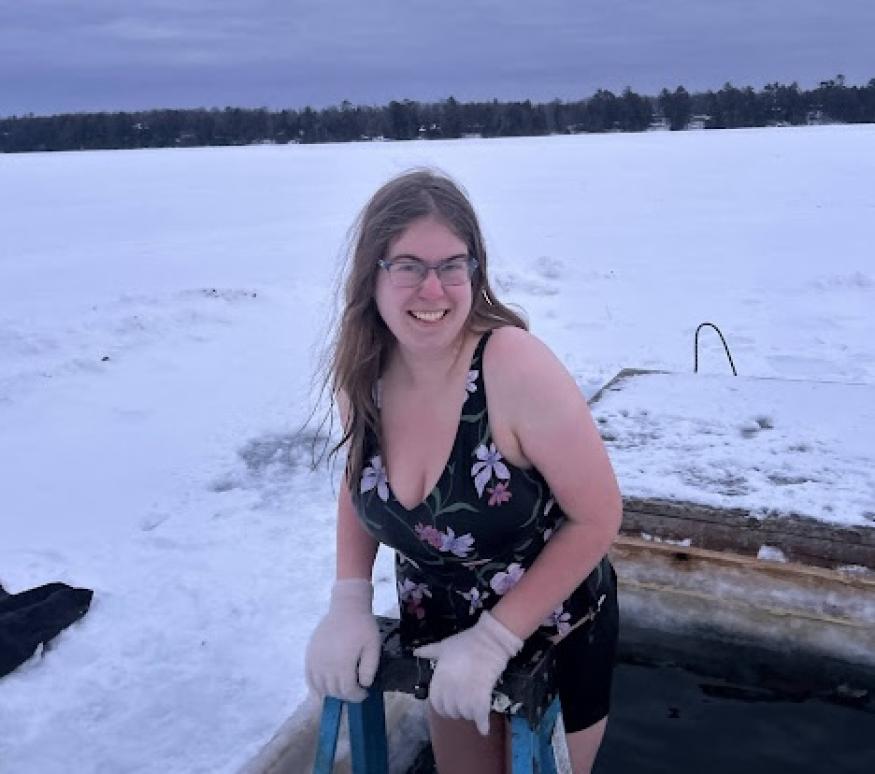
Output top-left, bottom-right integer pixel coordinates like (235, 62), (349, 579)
(353, 330), (613, 646)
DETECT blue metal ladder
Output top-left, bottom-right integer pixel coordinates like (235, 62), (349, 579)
(312, 616), (561, 774)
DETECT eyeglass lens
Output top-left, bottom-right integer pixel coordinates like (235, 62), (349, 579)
(386, 258), (473, 287)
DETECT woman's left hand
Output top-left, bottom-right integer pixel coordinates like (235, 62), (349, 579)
(413, 611), (523, 735)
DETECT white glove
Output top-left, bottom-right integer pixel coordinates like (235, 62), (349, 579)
(304, 579), (381, 703)
(413, 611), (523, 735)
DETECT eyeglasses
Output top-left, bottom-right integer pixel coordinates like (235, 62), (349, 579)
(377, 255), (479, 288)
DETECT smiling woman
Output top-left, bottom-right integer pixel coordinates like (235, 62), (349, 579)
(322, 169), (526, 493)
(305, 169), (623, 773)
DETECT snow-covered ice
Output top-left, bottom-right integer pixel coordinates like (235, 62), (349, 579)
(1, 125), (874, 772)
(592, 372), (875, 527)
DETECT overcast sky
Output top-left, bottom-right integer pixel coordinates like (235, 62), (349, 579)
(2, 1), (874, 117)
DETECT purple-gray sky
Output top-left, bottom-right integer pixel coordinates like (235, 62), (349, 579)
(2, 1), (873, 117)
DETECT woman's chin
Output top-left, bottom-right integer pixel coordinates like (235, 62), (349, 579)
(393, 314), (467, 349)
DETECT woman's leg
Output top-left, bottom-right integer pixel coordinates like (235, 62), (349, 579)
(564, 716), (608, 774)
(427, 705), (506, 774)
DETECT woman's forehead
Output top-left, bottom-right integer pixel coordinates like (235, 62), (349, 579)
(388, 216), (467, 257)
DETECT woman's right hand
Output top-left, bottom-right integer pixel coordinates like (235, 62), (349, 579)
(304, 578), (381, 703)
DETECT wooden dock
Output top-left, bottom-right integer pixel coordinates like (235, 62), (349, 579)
(591, 370), (875, 685)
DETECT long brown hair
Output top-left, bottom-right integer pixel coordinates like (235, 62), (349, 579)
(319, 168), (527, 489)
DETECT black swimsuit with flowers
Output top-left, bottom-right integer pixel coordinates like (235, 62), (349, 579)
(353, 331), (613, 646)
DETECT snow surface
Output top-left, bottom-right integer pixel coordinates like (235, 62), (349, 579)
(593, 372), (875, 526)
(1, 125), (874, 773)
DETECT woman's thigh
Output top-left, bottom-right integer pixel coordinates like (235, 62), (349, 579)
(427, 704), (607, 774)
(427, 705), (506, 774)
(565, 716), (608, 774)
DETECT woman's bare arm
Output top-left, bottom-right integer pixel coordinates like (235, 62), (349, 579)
(334, 390), (379, 580)
(485, 327), (622, 639)
(336, 477), (379, 580)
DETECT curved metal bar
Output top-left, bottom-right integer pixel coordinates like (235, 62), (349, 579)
(694, 322), (738, 375)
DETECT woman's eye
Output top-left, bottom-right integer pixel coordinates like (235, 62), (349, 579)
(395, 262), (422, 274)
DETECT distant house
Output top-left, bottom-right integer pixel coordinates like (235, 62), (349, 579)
(688, 114), (711, 130)
(417, 123), (441, 139)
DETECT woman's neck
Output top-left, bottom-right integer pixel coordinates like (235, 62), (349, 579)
(384, 331), (478, 392)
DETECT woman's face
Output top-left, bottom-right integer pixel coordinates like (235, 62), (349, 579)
(374, 216), (474, 355)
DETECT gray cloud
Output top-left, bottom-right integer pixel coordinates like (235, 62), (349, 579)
(1, 1), (873, 116)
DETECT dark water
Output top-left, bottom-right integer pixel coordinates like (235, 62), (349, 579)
(409, 662), (874, 773)
(594, 662), (874, 773)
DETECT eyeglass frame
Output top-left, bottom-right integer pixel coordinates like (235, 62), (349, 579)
(376, 254), (480, 287)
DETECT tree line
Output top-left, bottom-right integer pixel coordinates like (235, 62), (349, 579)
(1, 76), (873, 153)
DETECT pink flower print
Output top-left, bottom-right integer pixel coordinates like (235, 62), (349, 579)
(465, 370), (478, 398)
(415, 524), (475, 557)
(489, 563), (525, 596)
(458, 586), (488, 615)
(542, 605), (572, 637)
(486, 481), (512, 506)
(398, 578), (432, 620)
(414, 523), (444, 549)
(471, 443), (510, 497)
(360, 455), (389, 502)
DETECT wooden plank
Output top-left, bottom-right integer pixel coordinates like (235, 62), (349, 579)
(587, 367), (662, 405)
(620, 495), (875, 569)
(609, 534), (875, 677)
(612, 534), (875, 589)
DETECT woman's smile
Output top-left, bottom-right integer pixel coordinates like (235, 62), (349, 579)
(408, 309), (450, 322)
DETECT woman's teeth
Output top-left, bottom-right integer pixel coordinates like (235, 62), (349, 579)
(409, 310), (447, 322)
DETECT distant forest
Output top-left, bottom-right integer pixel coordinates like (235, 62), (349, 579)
(2, 76), (873, 154)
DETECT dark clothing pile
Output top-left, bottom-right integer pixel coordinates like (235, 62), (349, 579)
(0, 582), (93, 678)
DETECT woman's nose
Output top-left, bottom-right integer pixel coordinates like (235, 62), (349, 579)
(418, 267), (445, 296)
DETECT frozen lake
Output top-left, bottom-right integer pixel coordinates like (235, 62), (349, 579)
(1, 125), (874, 772)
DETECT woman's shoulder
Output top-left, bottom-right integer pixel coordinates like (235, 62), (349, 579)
(484, 325), (565, 379)
(481, 325), (588, 454)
